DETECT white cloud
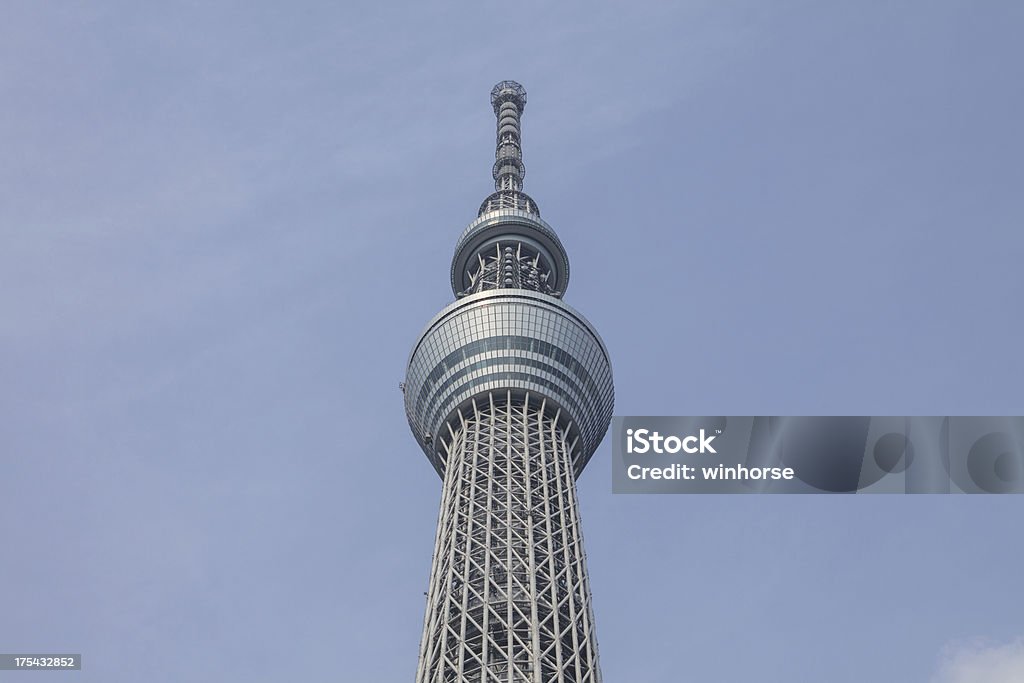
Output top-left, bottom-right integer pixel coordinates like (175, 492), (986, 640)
(933, 638), (1024, 683)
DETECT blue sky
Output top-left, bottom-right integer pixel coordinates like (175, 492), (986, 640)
(2, 1), (1022, 681)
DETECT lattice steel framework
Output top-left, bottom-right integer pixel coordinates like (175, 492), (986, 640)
(415, 392), (601, 682)
(406, 81), (614, 683)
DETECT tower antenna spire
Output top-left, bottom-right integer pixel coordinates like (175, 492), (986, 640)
(477, 80), (540, 216)
(491, 80), (527, 193)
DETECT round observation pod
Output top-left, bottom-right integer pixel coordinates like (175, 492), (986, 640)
(405, 289), (614, 479)
(451, 209), (569, 297)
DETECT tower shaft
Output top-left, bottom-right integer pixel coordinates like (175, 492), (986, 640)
(406, 81), (613, 683)
(416, 391), (601, 683)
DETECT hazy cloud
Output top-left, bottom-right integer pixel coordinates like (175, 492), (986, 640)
(933, 638), (1024, 683)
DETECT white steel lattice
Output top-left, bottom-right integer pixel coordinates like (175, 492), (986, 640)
(415, 391), (602, 683)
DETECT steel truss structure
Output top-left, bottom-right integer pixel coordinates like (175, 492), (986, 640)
(406, 81), (614, 683)
(416, 391), (601, 682)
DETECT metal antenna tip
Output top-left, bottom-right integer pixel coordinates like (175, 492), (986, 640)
(490, 80), (527, 115)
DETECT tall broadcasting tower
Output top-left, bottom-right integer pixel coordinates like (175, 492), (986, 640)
(404, 81), (614, 682)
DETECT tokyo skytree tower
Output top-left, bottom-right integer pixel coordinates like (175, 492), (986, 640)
(404, 81), (615, 683)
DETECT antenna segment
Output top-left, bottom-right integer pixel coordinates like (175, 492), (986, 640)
(478, 81), (540, 216)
